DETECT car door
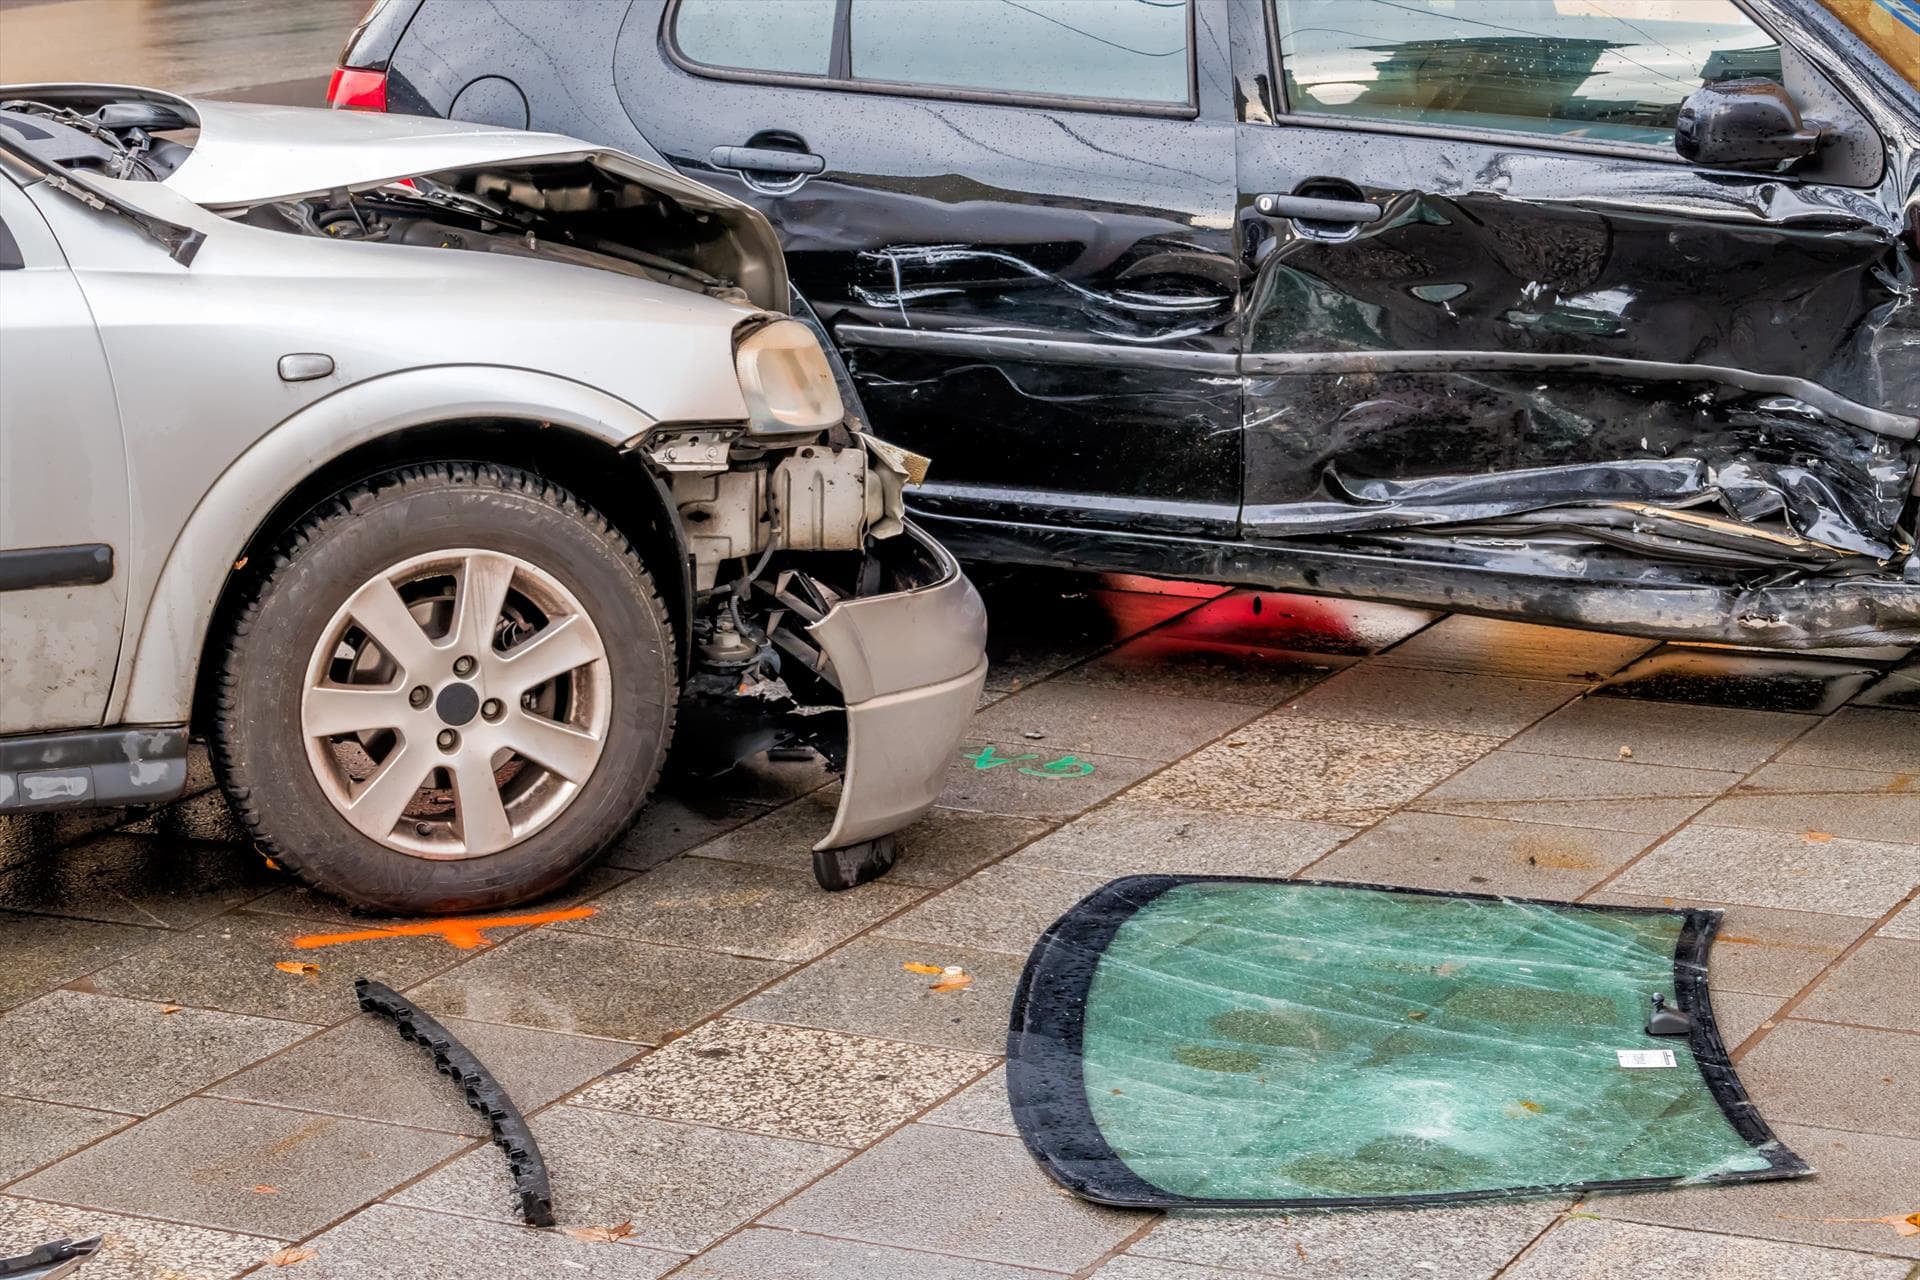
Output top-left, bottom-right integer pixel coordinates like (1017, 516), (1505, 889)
(615, 0), (1244, 538)
(1230, 0), (1918, 567)
(0, 175), (131, 732)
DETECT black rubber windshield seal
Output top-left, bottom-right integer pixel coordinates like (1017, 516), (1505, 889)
(355, 978), (555, 1226)
(1005, 874), (1809, 1209)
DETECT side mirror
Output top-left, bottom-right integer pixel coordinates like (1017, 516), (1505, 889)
(1675, 78), (1825, 172)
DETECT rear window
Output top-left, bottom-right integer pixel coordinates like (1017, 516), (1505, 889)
(671, 0), (1192, 107)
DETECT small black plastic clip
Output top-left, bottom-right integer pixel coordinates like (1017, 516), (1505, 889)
(1645, 992), (1693, 1037)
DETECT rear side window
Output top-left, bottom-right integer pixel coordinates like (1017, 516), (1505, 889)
(848, 0), (1189, 104)
(670, 0), (1192, 107)
(674, 0), (838, 76)
(1271, 0), (1784, 147)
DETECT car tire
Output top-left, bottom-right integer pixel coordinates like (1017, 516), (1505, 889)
(210, 461), (676, 915)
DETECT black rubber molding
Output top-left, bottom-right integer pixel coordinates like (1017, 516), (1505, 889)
(354, 978), (555, 1226)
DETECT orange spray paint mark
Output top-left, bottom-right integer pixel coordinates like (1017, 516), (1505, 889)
(292, 905), (596, 951)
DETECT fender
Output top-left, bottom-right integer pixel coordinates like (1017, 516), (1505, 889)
(115, 364), (659, 724)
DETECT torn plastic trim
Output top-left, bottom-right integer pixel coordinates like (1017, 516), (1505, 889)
(921, 511), (1920, 647)
(354, 979), (555, 1227)
(0, 128), (203, 264)
(0, 1235), (102, 1280)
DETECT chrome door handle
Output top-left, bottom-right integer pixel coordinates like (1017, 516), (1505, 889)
(1253, 193), (1382, 223)
(709, 146), (825, 176)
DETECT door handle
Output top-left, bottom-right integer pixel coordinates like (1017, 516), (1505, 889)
(709, 145), (825, 176)
(1253, 193), (1382, 224)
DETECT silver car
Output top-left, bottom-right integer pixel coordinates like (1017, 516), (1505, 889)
(0, 85), (988, 913)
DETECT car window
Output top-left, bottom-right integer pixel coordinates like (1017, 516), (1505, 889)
(674, 0), (839, 76)
(0, 215), (21, 270)
(1271, 0), (1785, 147)
(848, 0), (1190, 104)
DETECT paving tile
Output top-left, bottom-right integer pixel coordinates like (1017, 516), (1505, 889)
(941, 739), (1156, 820)
(692, 748), (839, 805)
(86, 909), (455, 1023)
(678, 1228), (1064, 1279)
(210, 1011), (635, 1134)
(1795, 938), (1920, 1031)
(0, 1096), (129, 1184)
(147, 787), (245, 843)
(1594, 647), (1881, 715)
(1095, 1259), (1265, 1280)
(0, 833), (273, 929)
(1284, 666), (1584, 738)
(1504, 697), (1815, 772)
(0, 910), (159, 1011)
(1413, 751), (1735, 834)
(403, 928), (785, 1044)
(1780, 707), (1920, 773)
(1590, 894), (1872, 996)
(0, 807), (126, 876)
(574, 1017), (992, 1146)
(0, 990), (310, 1114)
(1503, 1217), (1906, 1279)
(295, 1202), (684, 1279)
(1010, 802), (1352, 880)
(394, 1105), (840, 1251)
(0, 1196), (280, 1279)
(1588, 1122), (1920, 1259)
(566, 856), (921, 963)
(1694, 762), (1920, 844)
(1737, 1020), (1918, 1138)
(1377, 614), (1653, 681)
(1129, 714), (1499, 826)
(980, 584), (1198, 693)
(12, 1096), (467, 1237)
(605, 789), (776, 872)
(878, 864), (1105, 957)
(1307, 813), (1651, 897)
(1156, 591), (1436, 656)
(1609, 826), (1920, 917)
(920, 1064), (1018, 1137)
(1708, 989), (1785, 1049)
(1058, 633), (1354, 706)
(733, 936), (1025, 1055)
(702, 789), (1049, 887)
(1126, 1199), (1567, 1280)
(1852, 659), (1920, 710)
(1881, 898), (1920, 939)
(969, 681), (1257, 764)
(763, 1124), (1139, 1272)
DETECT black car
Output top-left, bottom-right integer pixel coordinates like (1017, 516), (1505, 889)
(336, 0), (1920, 647)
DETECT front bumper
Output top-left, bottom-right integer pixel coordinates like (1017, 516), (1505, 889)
(806, 520), (987, 850)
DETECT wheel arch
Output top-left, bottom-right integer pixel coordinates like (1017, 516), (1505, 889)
(116, 364), (695, 727)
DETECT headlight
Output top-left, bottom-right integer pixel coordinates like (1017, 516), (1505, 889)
(734, 319), (845, 436)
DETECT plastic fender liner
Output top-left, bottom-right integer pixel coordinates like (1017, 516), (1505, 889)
(354, 979), (555, 1226)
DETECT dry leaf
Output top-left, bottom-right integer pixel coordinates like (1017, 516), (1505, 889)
(901, 962), (945, 975)
(266, 1246), (316, 1266)
(1804, 831), (1834, 843)
(159, 1004), (182, 1015)
(1779, 1212), (1920, 1236)
(252, 1185), (280, 1195)
(274, 961), (319, 977)
(562, 1222), (635, 1244)
(1618, 745), (1633, 759)
(930, 973), (972, 993)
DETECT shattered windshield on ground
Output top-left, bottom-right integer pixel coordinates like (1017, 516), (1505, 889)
(1008, 877), (1807, 1208)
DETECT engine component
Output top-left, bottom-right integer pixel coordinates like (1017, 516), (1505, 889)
(672, 468), (767, 589)
(771, 445), (875, 552)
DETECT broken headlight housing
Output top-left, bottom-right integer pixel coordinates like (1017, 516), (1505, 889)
(734, 318), (844, 436)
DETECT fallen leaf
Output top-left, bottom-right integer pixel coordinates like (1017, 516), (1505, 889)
(901, 962), (945, 975)
(263, 857), (282, 871)
(1294, 1242), (1309, 1262)
(1778, 1211), (1920, 1236)
(1618, 745), (1633, 759)
(930, 973), (973, 993)
(274, 961), (319, 977)
(159, 1004), (182, 1015)
(1406, 1010), (1427, 1021)
(562, 1222), (634, 1244)
(252, 1185), (279, 1195)
(1804, 831), (1833, 843)
(266, 1246), (316, 1266)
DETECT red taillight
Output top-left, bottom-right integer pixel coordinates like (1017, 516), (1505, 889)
(326, 66), (388, 112)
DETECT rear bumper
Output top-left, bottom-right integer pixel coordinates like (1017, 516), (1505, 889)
(806, 521), (988, 849)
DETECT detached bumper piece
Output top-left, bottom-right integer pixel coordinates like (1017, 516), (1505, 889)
(1008, 877), (1807, 1208)
(0, 1235), (102, 1280)
(354, 979), (555, 1226)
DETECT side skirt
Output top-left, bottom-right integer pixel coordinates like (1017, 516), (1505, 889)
(0, 725), (189, 812)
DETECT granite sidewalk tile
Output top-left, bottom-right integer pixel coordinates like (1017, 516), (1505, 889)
(1504, 698), (1816, 772)
(1779, 707), (1920, 773)
(1009, 803), (1351, 880)
(0, 832), (274, 929)
(1609, 826), (1920, 917)
(1307, 812), (1650, 897)
(12, 1096), (467, 1237)
(604, 790), (777, 872)
(0, 1197), (282, 1278)
(920, 1064), (1018, 1138)
(1502, 1218), (1907, 1279)
(573, 1018), (993, 1146)
(0, 910), (160, 1011)
(877, 864), (1106, 957)
(941, 740), (1157, 820)
(1283, 665), (1584, 738)
(1059, 632), (1353, 706)
(1587, 893), (1873, 997)
(295, 1202), (685, 1279)
(1694, 763), (1920, 845)
(393, 1105), (841, 1252)
(1412, 751), (1737, 834)
(1155, 592), (1436, 655)
(1736, 1020), (1918, 1138)
(1376, 614), (1653, 681)
(0, 1096), (128, 1184)
(1794, 938), (1920, 1031)
(677, 1229), (1067, 1279)
(968, 681), (1259, 764)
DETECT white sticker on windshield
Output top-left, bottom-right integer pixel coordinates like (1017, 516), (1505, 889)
(1616, 1048), (1677, 1069)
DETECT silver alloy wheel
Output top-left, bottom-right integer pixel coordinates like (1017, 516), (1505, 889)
(300, 548), (611, 859)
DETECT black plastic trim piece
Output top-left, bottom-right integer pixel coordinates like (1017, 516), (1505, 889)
(0, 543), (112, 591)
(0, 724), (189, 812)
(354, 979), (556, 1227)
(1005, 874), (1809, 1209)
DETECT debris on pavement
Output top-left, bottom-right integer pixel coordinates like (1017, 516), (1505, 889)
(0, 1236), (102, 1280)
(354, 978), (556, 1227)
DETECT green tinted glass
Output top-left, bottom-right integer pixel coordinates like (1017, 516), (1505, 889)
(1008, 878), (1806, 1207)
